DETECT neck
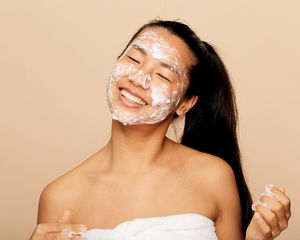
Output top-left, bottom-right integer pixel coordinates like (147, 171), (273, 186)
(105, 119), (172, 174)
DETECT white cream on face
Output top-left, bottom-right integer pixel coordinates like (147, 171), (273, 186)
(106, 30), (188, 125)
(128, 69), (151, 89)
(131, 31), (187, 81)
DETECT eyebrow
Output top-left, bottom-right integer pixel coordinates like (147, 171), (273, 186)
(159, 62), (180, 77)
(132, 44), (147, 55)
(131, 44), (180, 77)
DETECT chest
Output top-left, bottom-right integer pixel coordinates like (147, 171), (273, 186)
(69, 171), (216, 229)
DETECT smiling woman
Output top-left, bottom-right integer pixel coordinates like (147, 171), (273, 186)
(30, 20), (291, 240)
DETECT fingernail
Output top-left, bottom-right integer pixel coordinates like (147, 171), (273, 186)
(278, 186), (286, 193)
(252, 202), (258, 211)
(252, 200), (269, 210)
(79, 224), (88, 232)
(266, 184), (283, 201)
(266, 184), (275, 194)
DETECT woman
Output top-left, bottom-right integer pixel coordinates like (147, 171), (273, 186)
(30, 20), (291, 240)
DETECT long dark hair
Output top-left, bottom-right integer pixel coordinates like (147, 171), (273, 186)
(120, 20), (253, 234)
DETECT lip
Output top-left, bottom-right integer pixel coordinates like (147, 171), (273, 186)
(118, 87), (148, 108)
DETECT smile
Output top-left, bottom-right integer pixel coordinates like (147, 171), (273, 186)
(120, 89), (147, 106)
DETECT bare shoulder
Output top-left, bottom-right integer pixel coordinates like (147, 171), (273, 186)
(38, 167), (83, 223)
(177, 144), (236, 188)
(37, 149), (104, 223)
(176, 143), (240, 211)
(177, 144), (242, 236)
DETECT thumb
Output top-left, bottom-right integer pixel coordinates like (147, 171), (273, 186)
(58, 210), (72, 223)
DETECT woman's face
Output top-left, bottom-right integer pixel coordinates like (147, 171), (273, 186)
(106, 27), (196, 125)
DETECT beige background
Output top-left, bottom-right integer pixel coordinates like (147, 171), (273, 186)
(0, 0), (299, 239)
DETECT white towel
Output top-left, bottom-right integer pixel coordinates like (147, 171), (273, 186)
(82, 213), (217, 240)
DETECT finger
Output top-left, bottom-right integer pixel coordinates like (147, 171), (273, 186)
(266, 184), (285, 194)
(59, 210), (72, 223)
(40, 231), (85, 240)
(267, 185), (291, 219)
(254, 204), (281, 237)
(35, 223), (87, 234)
(277, 186), (285, 193)
(61, 229), (87, 239)
(31, 232), (71, 240)
(259, 194), (288, 230)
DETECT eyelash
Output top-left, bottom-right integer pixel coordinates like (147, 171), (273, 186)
(126, 55), (170, 82)
(127, 55), (140, 64)
(157, 73), (170, 82)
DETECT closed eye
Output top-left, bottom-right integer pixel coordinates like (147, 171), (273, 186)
(127, 55), (140, 64)
(157, 73), (170, 81)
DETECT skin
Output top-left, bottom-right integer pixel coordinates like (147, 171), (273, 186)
(107, 30), (189, 125)
(30, 27), (291, 240)
(246, 186), (291, 239)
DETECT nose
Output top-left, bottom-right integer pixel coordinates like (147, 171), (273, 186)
(128, 70), (151, 89)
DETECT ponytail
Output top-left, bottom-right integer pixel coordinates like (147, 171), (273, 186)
(181, 41), (253, 233)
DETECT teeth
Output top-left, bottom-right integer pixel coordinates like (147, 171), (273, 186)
(120, 89), (146, 106)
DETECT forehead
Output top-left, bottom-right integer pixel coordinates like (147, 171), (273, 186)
(131, 27), (196, 69)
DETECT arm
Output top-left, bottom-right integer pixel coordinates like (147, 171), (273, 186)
(212, 161), (243, 239)
(37, 182), (67, 223)
(193, 153), (291, 239)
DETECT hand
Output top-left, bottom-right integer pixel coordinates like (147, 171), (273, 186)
(245, 184), (291, 240)
(30, 210), (87, 240)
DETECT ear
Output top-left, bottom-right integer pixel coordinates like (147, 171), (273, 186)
(175, 96), (198, 117)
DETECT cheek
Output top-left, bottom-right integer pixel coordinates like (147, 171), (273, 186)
(110, 62), (136, 82)
(172, 82), (183, 101)
(150, 82), (175, 107)
(169, 77), (189, 107)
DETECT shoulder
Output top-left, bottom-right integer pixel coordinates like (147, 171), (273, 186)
(37, 147), (109, 223)
(37, 169), (82, 223)
(178, 144), (236, 188)
(178, 145), (242, 236)
(177, 144), (240, 211)
(37, 150), (100, 223)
